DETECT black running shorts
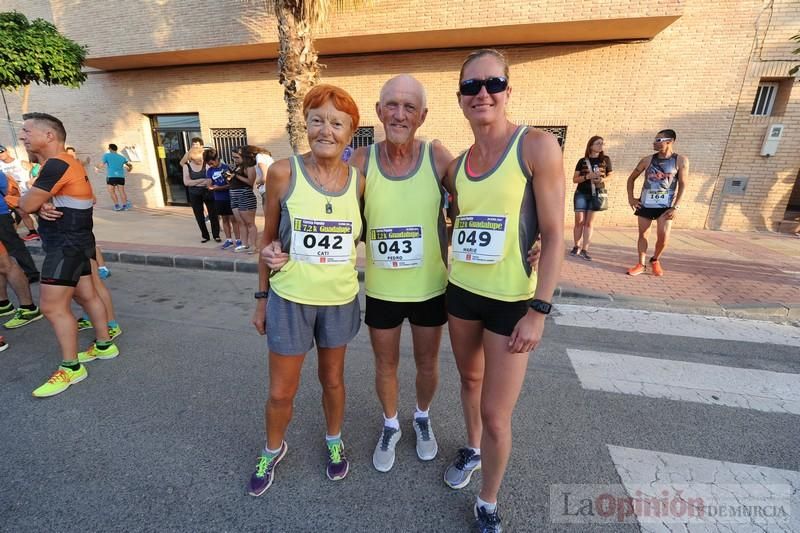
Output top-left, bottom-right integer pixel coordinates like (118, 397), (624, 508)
(40, 233), (96, 287)
(634, 207), (671, 220)
(446, 282), (529, 337)
(365, 294), (447, 329)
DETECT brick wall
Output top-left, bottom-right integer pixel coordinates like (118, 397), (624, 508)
(707, 0), (800, 231)
(17, 0), (684, 59)
(1, 0), (798, 231)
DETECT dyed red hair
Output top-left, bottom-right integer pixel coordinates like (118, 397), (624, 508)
(303, 84), (360, 131)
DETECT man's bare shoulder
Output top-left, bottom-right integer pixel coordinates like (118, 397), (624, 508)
(349, 146), (369, 172)
(267, 158), (292, 181)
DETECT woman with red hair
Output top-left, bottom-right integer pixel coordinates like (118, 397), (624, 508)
(248, 84), (364, 496)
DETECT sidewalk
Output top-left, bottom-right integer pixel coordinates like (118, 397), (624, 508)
(25, 205), (800, 322)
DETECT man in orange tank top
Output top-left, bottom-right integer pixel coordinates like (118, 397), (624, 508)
(19, 113), (120, 398)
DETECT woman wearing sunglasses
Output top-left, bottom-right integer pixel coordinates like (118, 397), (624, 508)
(442, 49), (564, 532)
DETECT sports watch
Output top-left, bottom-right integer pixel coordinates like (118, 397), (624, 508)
(254, 291), (269, 300)
(528, 299), (552, 315)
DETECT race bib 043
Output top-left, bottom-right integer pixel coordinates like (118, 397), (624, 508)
(291, 218), (353, 264)
(369, 226), (423, 269)
(452, 215), (507, 264)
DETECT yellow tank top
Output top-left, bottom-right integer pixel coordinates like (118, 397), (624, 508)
(270, 156), (362, 305)
(449, 126), (538, 302)
(364, 142), (448, 302)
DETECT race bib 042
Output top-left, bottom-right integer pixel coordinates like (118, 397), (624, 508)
(291, 218), (353, 264)
(452, 215), (507, 264)
(369, 226), (423, 269)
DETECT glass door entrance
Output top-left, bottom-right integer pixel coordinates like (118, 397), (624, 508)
(150, 114), (202, 206)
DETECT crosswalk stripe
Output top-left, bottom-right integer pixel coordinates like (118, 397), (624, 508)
(554, 304), (800, 347)
(606, 445), (800, 532)
(567, 349), (800, 414)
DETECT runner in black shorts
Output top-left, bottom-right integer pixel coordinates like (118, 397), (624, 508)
(19, 112), (120, 398)
(626, 129), (689, 277)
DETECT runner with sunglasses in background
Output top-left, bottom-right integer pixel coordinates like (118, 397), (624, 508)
(626, 129), (689, 277)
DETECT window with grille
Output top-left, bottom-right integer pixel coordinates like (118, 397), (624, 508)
(751, 83), (778, 116)
(350, 126), (375, 148)
(518, 124), (567, 149)
(211, 128), (248, 165)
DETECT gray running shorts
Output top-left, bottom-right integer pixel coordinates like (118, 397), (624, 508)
(266, 288), (361, 355)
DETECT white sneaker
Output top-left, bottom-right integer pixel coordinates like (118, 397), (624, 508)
(413, 417), (438, 461)
(234, 245), (249, 253)
(372, 426), (401, 472)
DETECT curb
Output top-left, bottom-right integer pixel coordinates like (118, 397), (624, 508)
(26, 243), (260, 274)
(25, 243), (797, 324)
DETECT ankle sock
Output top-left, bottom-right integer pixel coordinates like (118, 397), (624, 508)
(264, 444), (282, 456)
(477, 496), (497, 513)
(61, 360), (80, 371)
(414, 405), (429, 420)
(0, 300), (10, 307)
(383, 413), (400, 430)
(20, 303), (37, 311)
(108, 320), (119, 329)
(325, 433), (342, 444)
(96, 340), (113, 350)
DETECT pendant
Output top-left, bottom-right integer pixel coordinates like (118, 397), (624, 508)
(325, 201), (333, 214)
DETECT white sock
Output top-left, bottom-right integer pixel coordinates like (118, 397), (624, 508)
(264, 443), (282, 455)
(325, 432), (341, 443)
(383, 412), (400, 430)
(469, 446), (481, 456)
(414, 405), (429, 420)
(476, 496), (497, 513)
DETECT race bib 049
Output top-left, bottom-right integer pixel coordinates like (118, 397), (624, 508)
(369, 226), (423, 269)
(291, 218), (353, 264)
(452, 215), (507, 264)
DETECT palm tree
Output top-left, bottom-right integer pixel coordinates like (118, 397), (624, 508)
(261, 1), (373, 152)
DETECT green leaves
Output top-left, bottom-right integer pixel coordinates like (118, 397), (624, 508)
(0, 11), (87, 91)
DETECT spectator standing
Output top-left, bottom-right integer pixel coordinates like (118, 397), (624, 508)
(569, 136), (613, 261)
(95, 144), (133, 211)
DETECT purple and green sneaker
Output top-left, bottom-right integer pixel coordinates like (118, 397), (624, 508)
(326, 440), (349, 481)
(247, 441), (288, 496)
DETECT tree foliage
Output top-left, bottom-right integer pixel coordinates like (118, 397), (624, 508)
(0, 11), (87, 91)
(256, 0), (372, 152)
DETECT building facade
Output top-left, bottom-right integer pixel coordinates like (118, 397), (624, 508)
(1, 0), (798, 232)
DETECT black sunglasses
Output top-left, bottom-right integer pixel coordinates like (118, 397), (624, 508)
(459, 76), (508, 96)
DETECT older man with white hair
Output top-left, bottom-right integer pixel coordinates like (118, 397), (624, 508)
(262, 74), (454, 472)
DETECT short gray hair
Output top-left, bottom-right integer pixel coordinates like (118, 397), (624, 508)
(379, 74), (427, 109)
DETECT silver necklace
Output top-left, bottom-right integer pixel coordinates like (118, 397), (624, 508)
(310, 162), (341, 214)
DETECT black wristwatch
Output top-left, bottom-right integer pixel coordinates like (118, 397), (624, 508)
(528, 299), (552, 315)
(254, 291), (269, 300)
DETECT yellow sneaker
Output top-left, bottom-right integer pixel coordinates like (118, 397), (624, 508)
(32, 365), (87, 398)
(78, 342), (119, 363)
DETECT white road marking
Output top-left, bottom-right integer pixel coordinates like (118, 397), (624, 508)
(567, 349), (800, 414)
(554, 304), (800, 347)
(607, 445), (800, 532)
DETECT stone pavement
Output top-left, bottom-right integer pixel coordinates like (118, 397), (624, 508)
(25, 205), (800, 322)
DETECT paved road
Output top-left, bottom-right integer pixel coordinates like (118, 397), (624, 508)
(1, 264), (798, 532)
